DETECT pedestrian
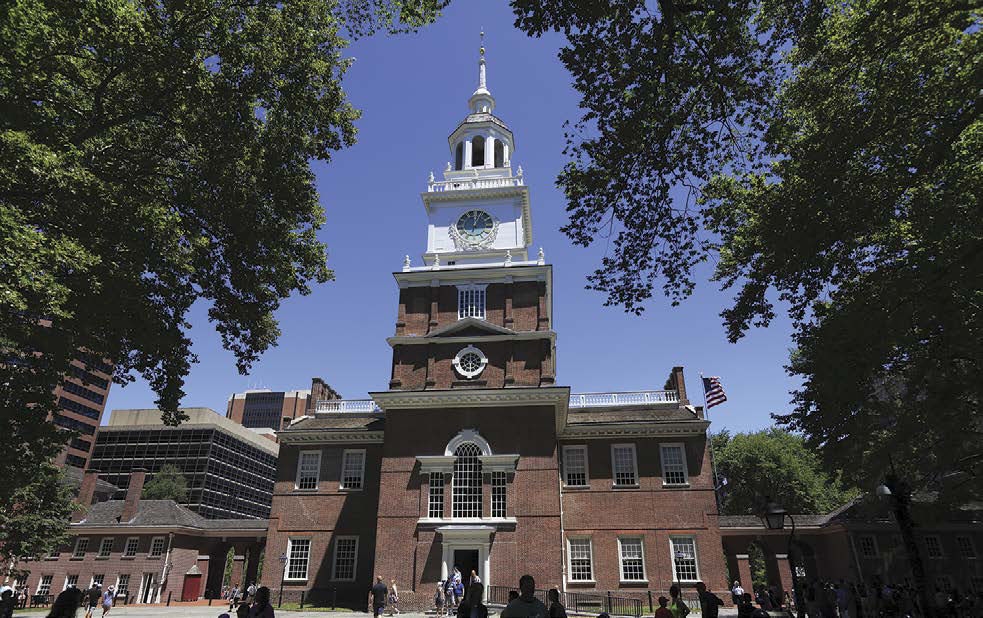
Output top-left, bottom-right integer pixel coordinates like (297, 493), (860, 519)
(695, 582), (723, 618)
(501, 575), (548, 618)
(435, 581), (446, 615)
(0, 589), (14, 618)
(248, 586), (274, 618)
(471, 570), (482, 585)
(669, 585), (690, 618)
(101, 585), (114, 617)
(229, 585), (240, 611)
(246, 583), (257, 606)
(731, 581), (745, 606)
(388, 579), (400, 615)
(654, 596), (674, 618)
(457, 582), (488, 618)
(445, 579), (457, 614)
(370, 576), (388, 618)
(737, 593), (754, 618)
(547, 588), (566, 618)
(45, 589), (80, 618)
(236, 598), (250, 618)
(835, 581), (851, 618)
(453, 568), (464, 608)
(84, 583), (101, 618)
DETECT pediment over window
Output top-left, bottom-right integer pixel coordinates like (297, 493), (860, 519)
(427, 317), (516, 338)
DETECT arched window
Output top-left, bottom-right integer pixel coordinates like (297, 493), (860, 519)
(455, 142), (464, 170)
(471, 136), (485, 167)
(494, 141), (504, 167)
(452, 442), (482, 518)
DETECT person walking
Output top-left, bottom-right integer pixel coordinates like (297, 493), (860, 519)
(370, 576), (388, 618)
(45, 589), (80, 618)
(695, 582), (723, 618)
(0, 589), (14, 618)
(731, 582), (745, 606)
(654, 596), (674, 618)
(100, 585), (114, 617)
(501, 575), (548, 618)
(229, 585), (240, 611)
(236, 598), (251, 618)
(669, 585), (690, 618)
(547, 589), (566, 618)
(388, 579), (400, 615)
(435, 581), (446, 616)
(457, 583), (488, 618)
(249, 586), (274, 618)
(453, 568), (464, 609)
(84, 583), (101, 618)
(246, 583), (257, 606)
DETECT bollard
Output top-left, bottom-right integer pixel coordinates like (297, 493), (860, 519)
(332, 586), (337, 610)
(648, 590), (653, 613)
(167, 591), (172, 606)
(606, 591), (612, 614)
(300, 590), (305, 609)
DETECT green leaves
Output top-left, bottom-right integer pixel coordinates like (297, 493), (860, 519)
(0, 464), (78, 576)
(142, 464), (189, 502)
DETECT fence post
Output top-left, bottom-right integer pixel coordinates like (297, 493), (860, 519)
(332, 586), (337, 609)
(167, 591), (172, 606)
(648, 590), (653, 613)
(607, 591), (612, 614)
(208, 589), (213, 605)
(300, 589), (305, 609)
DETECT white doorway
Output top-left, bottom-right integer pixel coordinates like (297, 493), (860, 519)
(139, 573), (157, 604)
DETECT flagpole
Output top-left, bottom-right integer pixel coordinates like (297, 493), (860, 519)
(701, 372), (723, 514)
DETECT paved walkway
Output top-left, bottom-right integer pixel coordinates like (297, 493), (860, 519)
(14, 608), (742, 617)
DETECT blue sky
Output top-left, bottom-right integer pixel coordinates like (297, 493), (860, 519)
(103, 2), (799, 434)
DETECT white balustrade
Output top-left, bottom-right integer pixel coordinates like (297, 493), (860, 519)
(427, 175), (524, 192)
(568, 391), (679, 408)
(315, 399), (381, 413)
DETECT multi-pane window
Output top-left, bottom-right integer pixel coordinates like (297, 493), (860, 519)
(619, 538), (646, 582)
(73, 538), (89, 558)
(149, 537), (166, 558)
(563, 446), (588, 487)
(124, 538), (139, 557)
(286, 539), (311, 580)
(341, 450), (365, 490)
(858, 536), (878, 558)
(296, 451), (321, 490)
(611, 444), (638, 486)
(452, 443), (483, 518)
(924, 536), (943, 558)
(64, 575), (78, 590)
(491, 471), (507, 518)
(332, 536), (358, 581)
(98, 538), (114, 557)
(428, 472), (445, 518)
(670, 537), (699, 582)
(91, 574), (104, 587)
(660, 444), (688, 485)
(458, 285), (487, 320)
(957, 536), (977, 558)
(116, 574), (130, 597)
(568, 538), (594, 582)
(37, 575), (52, 596)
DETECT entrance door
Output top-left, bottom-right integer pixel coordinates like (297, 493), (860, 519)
(453, 549), (480, 595)
(140, 573), (156, 604)
(181, 574), (202, 602)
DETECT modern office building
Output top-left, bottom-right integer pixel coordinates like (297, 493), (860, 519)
(89, 408), (278, 519)
(52, 352), (115, 469)
(225, 377), (341, 430)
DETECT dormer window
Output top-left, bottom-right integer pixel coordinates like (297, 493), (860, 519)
(458, 285), (486, 319)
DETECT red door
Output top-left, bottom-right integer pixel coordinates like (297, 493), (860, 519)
(181, 574), (202, 602)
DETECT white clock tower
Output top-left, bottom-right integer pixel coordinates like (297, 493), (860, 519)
(411, 34), (535, 270)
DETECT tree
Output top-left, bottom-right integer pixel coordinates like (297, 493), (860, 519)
(142, 465), (189, 502)
(711, 429), (856, 516)
(0, 464), (78, 577)
(0, 0), (446, 575)
(511, 0), (982, 499)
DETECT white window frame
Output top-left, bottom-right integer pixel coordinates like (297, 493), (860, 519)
(428, 472), (444, 519)
(452, 345), (488, 380)
(340, 449), (366, 491)
(63, 574), (79, 590)
(97, 537), (114, 558)
(457, 284), (488, 320)
(956, 536), (977, 559)
(618, 537), (648, 583)
(566, 537), (595, 583)
(924, 535), (943, 558)
(491, 471), (507, 518)
(611, 443), (639, 487)
(37, 575), (53, 596)
(659, 443), (689, 486)
(562, 445), (589, 487)
(148, 536), (166, 558)
(123, 537), (139, 558)
(857, 535), (879, 558)
(72, 537), (89, 558)
(90, 574), (104, 588)
(116, 574), (130, 597)
(331, 536), (359, 582)
(295, 450), (321, 491)
(284, 538), (312, 581)
(669, 536), (700, 582)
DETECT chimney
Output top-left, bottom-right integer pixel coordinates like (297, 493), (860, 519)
(670, 366), (688, 404)
(73, 469), (100, 522)
(307, 377), (341, 412)
(121, 468), (147, 522)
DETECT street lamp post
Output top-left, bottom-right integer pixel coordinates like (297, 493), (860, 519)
(278, 552), (287, 608)
(760, 498), (805, 618)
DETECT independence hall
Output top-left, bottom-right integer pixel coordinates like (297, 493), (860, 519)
(258, 47), (728, 608)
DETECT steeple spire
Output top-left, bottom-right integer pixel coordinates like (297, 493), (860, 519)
(469, 30), (495, 114)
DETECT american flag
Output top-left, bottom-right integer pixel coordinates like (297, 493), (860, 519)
(702, 376), (728, 409)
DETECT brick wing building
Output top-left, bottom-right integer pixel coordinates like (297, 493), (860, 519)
(261, 45), (728, 608)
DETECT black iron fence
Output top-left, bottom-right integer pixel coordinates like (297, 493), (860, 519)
(485, 585), (643, 617)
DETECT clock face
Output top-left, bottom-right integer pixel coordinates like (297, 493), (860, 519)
(456, 210), (494, 243)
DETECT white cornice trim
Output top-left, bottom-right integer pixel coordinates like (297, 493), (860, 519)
(480, 454), (520, 472)
(387, 331), (555, 347)
(277, 431), (385, 444)
(68, 525), (267, 538)
(371, 387), (569, 410)
(417, 455), (456, 473)
(429, 317), (516, 337)
(558, 421), (710, 439)
(394, 264), (549, 286)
